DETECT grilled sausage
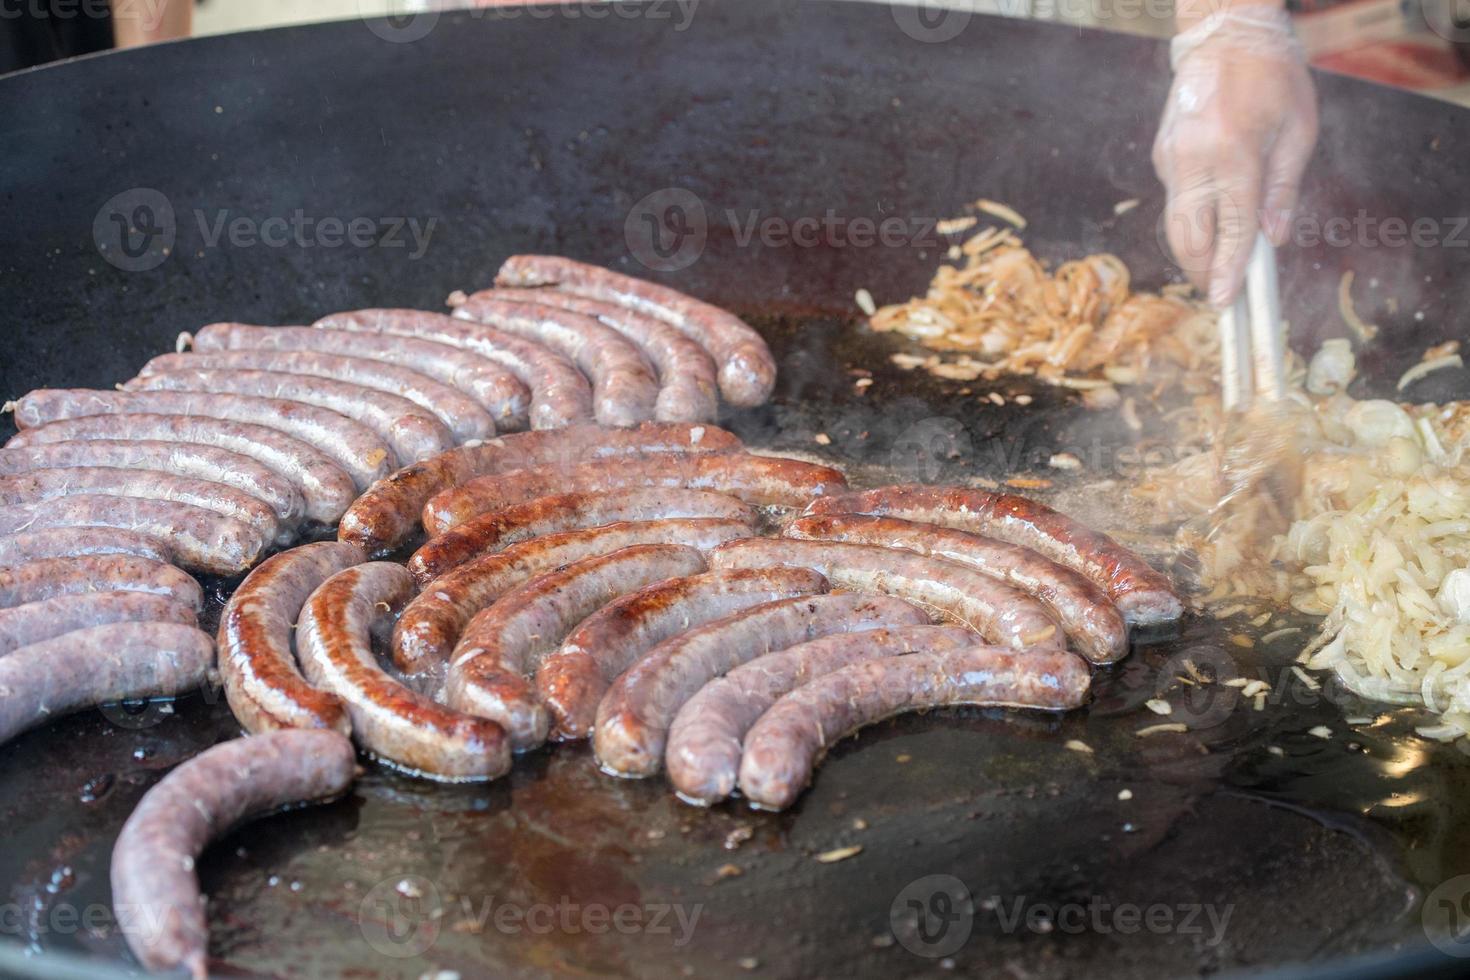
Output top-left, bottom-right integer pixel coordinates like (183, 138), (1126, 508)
(409, 488), (755, 585)
(783, 514), (1129, 663)
(446, 544), (707, 751)
(217, 541), (365, 735)
(0, 495), (265, 576)
(6, 414), (358, 524)
(0, 527), (172, 565)
(423, 452), (848, 535)
(394, 518), (753, 674)
(0, 622), (215, 748)
(8, 390), (392, 491)
(666, 624), (974, 805)
(110, 730), (356, 979)
(451, 296), (659, 427)
(0, 440), (306, 529)
(315, 308), (593, 430)
(0, 555), (202, 611)
(141, 350), (495, 444)
(482, 287), (719, 423)
(738, 647), (1091, 810)
(709, 538), (1067, 652)
(593, 593), (929, 777)
(0, 592), (197, 656)
(538, 566), (831, 742)
(296, 562), (509, 781)
(122, 368), (453, 465)
(495, 255), (776, 408)
(192, 322), (531, 430)
(0, 466), (287, 546)
(338, 421), (740, 556)
(804, 485), (1184, 626)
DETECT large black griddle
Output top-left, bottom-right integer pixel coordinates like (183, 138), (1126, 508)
(3, 3), (1470, 977)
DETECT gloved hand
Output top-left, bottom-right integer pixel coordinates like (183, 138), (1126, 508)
(1152, 3), (1318, 308)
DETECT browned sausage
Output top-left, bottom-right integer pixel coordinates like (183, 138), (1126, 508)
(409, 488), (755, 585)
(708, 538), (1066, 652)
(338, 421), (741, 556)
(6, 414), (358, 524)
(0, 555), (202, 611)
(666, 624), (975, 805)
(0, 527), (172, 565)
(0, 622), (215, 748)
(783, 514), (1129, 663)
(451, 295), (660, 427)
(8, 389), (393, 491)
(804, 485), (1184, 626)
(217, 541), (365, 736)
(495, 255), (776, 408)
(0, 440), (305, 529)
(738, 647), (1091, 810)
(394, 518), (753, 674)
(314, 308), (593, 430)
(537, 566), (831, 742)
(446, 544), (708, 751)
(122, 368), (454, 464)
(480, 287), (719, 423)
(192, 321), (531, 430)
(0, 494), (265, 576)
(0, 592), (197, 656)
(296, 562), (510, 781)
(110, 730), (356, 979)
(593, 593), (929, 777)
(423, 452), (849, 535)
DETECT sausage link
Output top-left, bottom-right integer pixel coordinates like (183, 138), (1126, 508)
(0, 440), (305, 529)
(446, 544), (707, 751)
(409, 488), (754, 585)
(495, 255), (776, 408)
(394, 518), (753, 674)
(783, 514), (1129, 663)
(0, 556), (202, 611)
(9, 390), (392, 491)
(6, 414), (358, 524)
(110, 730), (356, 979)
(122, 368), (453, 465)
(451, 296), (659, 427)
(0, 592), (197, 656)
(0, 527), (172, 565)
(593, 593), (929, 777)
(482, 287), (719, 423)
(0, 622), (215, 748)
(315, 308), (593, 430)
(217, 541), (365, 735)
(338, 421), (740, 556)
(539, 566), (831, 742)
(708, 538), (1066, 653)
(296, 563), (509, 781)
(424, 452), (848, 535)
(142, 350), (495, 444)
(804, 485), (1184, 626)
(0, 494), (265, 576)
(738, 647), (1091, 810)
(0, 466), (287, 546)
(666, 624), (974, 805)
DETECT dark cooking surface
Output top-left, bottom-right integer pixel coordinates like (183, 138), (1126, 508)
(4, 2), (1470, 977)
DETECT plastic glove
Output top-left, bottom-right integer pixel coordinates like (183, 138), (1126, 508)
(1152, 4), (1318, 308)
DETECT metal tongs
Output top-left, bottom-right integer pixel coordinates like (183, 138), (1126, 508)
(1217, 233), (1286, 411)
